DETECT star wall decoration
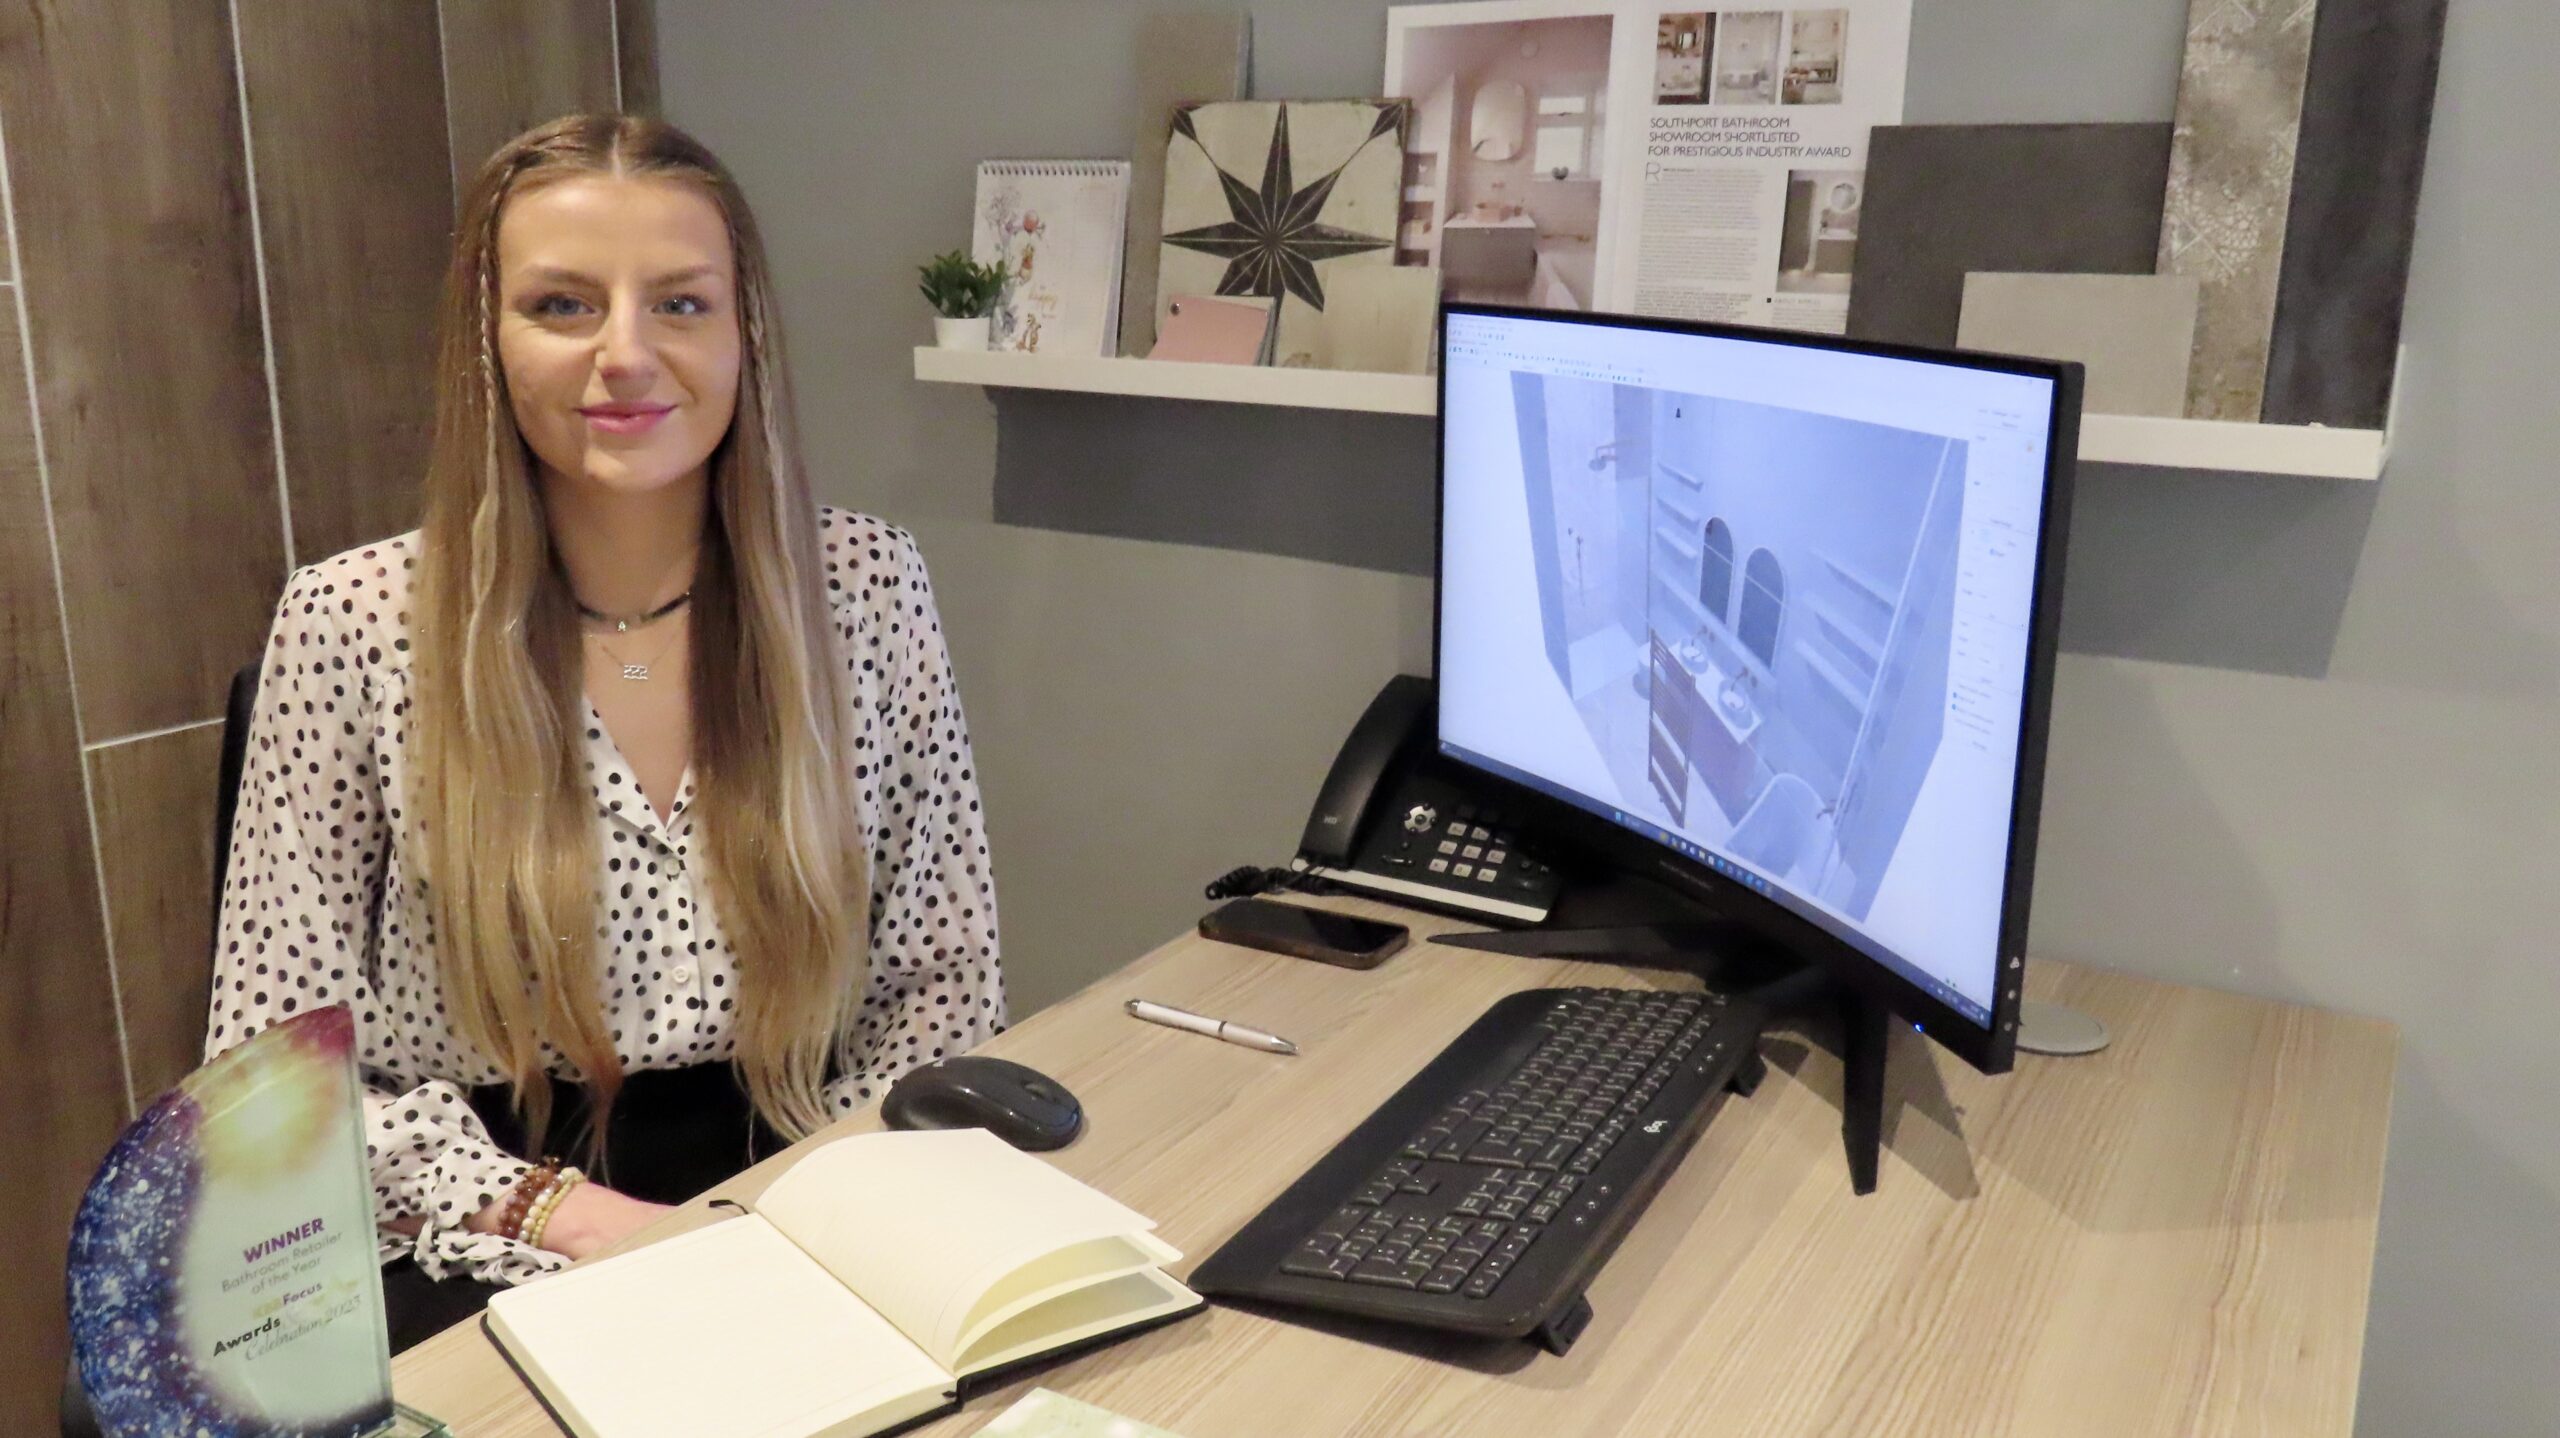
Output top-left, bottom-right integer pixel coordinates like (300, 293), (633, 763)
(1163, 101), (1408, 314)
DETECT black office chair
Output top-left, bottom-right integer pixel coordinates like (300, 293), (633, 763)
(61, 660), (261, 1438)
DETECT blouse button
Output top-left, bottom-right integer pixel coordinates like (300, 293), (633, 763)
(670, 965), (693, 985)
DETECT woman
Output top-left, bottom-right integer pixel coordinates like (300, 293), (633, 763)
(205, 114), (1003, 1350)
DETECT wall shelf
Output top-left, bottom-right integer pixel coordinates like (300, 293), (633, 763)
(916, 348), (2392, 480)
(915, 346), (1434, 416)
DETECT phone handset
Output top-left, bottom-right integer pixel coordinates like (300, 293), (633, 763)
(1294, 675), (1564, 926)
(1297, 674), (1434, 866)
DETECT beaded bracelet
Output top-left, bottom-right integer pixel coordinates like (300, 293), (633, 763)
(495, 1159), (563, 1244)
(521, 1168), (587, 1252)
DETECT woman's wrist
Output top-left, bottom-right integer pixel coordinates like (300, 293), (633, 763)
(536, 1179), (676, 1261)
(462, 1158), (557, 1237)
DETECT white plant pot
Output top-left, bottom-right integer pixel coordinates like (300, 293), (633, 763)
(933, 314), (991, 350)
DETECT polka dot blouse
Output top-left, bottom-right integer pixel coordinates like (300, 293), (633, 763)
(205, 509), (1005, 1286)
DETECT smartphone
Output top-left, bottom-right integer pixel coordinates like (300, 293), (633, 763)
(1198, 898), (1410, 970)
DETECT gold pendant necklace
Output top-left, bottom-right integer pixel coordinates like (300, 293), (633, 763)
(586, 614), (686, 681)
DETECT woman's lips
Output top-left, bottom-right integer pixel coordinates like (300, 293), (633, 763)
(581, 404), (673, 436)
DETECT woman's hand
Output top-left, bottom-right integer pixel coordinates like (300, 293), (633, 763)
(534, 1181), (677, 1261)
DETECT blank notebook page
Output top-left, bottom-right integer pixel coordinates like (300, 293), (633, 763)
(487, 1217), (948, 1438)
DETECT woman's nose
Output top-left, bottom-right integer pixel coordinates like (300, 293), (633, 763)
(595, 303), (655, 376)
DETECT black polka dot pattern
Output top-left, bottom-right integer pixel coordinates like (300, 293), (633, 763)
(203, 509), (1007, 1285)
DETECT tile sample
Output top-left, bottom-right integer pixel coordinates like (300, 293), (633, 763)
(1846, 124), (2172, 351)
(1158, 100), (1410, 370)
(1119, 10), (1253, 360)
(2261, 0), (2448, 429)
(1960, 273), (2201, 418)
(2157, 0), (2322, 421)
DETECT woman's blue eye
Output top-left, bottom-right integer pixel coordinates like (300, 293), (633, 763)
(532, 294), (590, 319)
(660, 294), (709, 317)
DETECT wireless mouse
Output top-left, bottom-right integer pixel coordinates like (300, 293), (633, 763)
(880, 1055), (1084, 1151)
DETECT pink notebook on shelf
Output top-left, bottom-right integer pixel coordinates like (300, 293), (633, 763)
(1147, 294), (1275, 365)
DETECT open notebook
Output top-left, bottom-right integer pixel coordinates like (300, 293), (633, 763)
(484, 1129), (1201, 1438)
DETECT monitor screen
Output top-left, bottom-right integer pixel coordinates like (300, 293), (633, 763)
(1435, 307), (2067, 1032)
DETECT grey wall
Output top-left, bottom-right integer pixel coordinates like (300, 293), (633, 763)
(655, 2), (2558, 1432)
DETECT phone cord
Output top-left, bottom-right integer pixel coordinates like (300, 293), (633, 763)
(1204, 865), (1343, 901)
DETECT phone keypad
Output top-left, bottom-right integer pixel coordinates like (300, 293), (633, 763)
(1370, 801), (1558, 904)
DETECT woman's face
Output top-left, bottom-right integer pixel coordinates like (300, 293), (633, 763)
(494, 174), (742, 499)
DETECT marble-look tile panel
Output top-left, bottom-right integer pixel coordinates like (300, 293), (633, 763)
(2159, 0), (2323, 422)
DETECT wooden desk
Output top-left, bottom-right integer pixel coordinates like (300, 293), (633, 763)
(394, 899), (2397, 1437)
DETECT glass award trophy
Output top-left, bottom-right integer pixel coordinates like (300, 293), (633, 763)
(67, 1004), (449, 1437)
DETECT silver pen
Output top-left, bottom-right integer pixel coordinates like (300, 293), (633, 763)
(1124, 998), (1298, 1055)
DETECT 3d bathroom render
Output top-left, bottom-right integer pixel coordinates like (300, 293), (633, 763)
(1512, 371), (1965, 922)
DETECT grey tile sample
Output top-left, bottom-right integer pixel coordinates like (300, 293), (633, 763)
(2261, 0), (2448, 429)
(1960, 273), (2200, 419)
(1846, 124), (2173, 350)
(1119, 10), (1254, 360)
(2158, 0), (2322, 422)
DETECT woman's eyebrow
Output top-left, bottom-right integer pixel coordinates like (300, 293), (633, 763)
(512, 264), (723, 287)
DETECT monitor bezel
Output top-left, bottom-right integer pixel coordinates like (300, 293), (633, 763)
(1430, 300), (2082, 1075)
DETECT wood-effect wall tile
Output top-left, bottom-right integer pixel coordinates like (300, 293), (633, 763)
(0, 282), (124, 1432)
(235, 0), (451, 563)
(0, 0), (288, 738)
(88, 724), (225, 1103)
(614, 0), (659, 116)
(440, 0), (622, 191)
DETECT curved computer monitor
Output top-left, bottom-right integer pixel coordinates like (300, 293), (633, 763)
(1432, 302), (2080, 1074)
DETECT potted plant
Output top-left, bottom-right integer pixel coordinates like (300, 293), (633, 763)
(917, 249), (1009, 350)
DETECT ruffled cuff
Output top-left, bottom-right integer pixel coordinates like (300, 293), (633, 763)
(363, 1079), (570, 1285)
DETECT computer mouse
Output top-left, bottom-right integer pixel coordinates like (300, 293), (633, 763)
(880, 1055), (1084, 1152)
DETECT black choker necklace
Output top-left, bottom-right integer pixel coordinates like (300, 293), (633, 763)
(576, 589), (693, 634)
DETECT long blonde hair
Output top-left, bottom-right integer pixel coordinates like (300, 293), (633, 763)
(413, 114), (866, 1158)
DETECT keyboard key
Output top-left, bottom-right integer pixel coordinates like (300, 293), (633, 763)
(1349, 1258), (1420, 1289)
(1436, 1120), (1493, 1162)
(1282, 1247), (1342, 1278)
(1313, 1207), (1366, 1241)
(1421, 1266), (1469, 1295)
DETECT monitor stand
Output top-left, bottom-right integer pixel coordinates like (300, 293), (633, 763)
(1431, 870), (1891, 1196)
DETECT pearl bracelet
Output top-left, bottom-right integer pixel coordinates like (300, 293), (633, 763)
(521, 1167), (586, 1251)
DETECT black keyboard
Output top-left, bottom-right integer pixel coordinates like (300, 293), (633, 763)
(1190, 986), (1767, 1353)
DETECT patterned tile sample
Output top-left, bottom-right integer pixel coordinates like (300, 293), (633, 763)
(1157, 100), (1409, 367)
(2158, 0), (2323, 422)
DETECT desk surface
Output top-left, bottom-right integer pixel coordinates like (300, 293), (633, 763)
(395, 898), (2397, 1437)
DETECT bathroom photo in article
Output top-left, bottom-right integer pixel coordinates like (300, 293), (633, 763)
(1387, 12), (1614, 310)
(1511, 371), (1964, 920)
